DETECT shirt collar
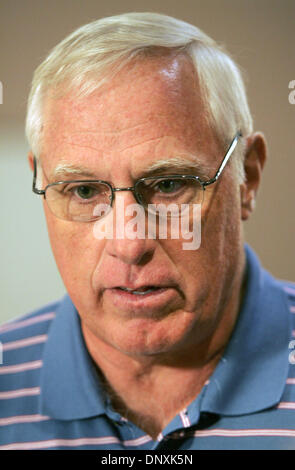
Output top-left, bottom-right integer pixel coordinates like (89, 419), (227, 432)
(200, 244), (291, 416)
(39, 295), (106, 420)
(39, 244), (292, 420)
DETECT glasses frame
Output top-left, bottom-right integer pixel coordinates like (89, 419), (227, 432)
(32, 131), (242, 220)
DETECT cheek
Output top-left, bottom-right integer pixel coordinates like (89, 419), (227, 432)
(198, 183), (243, 298)
(45, 209), (103, 294)
(158, 235), (210, 312)
(167, 185), (242, 304)
(203, 178), (242, 241)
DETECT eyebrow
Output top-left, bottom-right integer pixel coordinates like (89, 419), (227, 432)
(50, 163), (98, 181)
(143, 157), (213, 180)
(50, 156), (213, 182)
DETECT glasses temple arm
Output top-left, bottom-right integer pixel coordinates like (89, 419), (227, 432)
(32, 156), (45, 195)
(202, 131), (242, 187)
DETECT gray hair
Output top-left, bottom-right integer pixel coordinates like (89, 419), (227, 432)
(25, 12), (253, 182)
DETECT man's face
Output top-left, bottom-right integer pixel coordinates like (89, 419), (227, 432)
(38, 53), (245, 359)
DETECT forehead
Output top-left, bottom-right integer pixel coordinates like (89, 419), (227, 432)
(41, 53), (220, 174)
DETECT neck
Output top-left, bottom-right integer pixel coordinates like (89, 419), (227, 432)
(83, 328), (225, 438)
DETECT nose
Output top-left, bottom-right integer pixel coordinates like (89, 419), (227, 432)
(105, 191), (156, 265)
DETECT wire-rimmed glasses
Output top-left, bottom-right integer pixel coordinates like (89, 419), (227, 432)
(32, 131), (242, 222)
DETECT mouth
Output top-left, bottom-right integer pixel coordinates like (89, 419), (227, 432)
(115, 286), (164, 296)
(104, 284), (179, 314)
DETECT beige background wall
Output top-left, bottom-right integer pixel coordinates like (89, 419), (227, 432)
(0, 0), (294, 323)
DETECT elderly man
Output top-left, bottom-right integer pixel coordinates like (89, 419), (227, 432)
(0, 12), (294, 451)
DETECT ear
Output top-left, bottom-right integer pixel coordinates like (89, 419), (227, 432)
(240, 132), (267, 221)
(28, 152), (34, 172)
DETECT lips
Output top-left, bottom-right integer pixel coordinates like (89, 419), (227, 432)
(116, 286), (163, 295)
(104, 284), (178, 315)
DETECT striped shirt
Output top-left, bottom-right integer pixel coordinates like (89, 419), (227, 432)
(0, 244), (295, 450)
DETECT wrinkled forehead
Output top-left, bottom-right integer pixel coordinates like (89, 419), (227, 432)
(40, 53), (219, 174)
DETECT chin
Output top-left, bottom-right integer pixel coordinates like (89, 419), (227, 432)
(102, 313), (199, 359)
(113, 338), (179, 358)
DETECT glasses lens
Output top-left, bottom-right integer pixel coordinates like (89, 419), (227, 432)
(45, 181), (112, 221)
(135, 176), (204, 217)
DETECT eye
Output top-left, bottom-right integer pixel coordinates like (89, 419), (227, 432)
(74, 185), (96, 199)
(138, 177), (189, 199)
(154, 179), (183, 194)
(137, 176), (202, 206)
(61, 183), (100, 201)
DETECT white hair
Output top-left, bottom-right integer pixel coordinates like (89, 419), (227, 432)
(25, 12), (253, 182)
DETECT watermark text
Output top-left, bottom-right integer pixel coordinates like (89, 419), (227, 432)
(288, 80), (295, 104)
(289, 340), (295, 364)
(92, 196), (202, 250)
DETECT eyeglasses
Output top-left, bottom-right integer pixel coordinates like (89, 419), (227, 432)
(32, 131), (242, 222)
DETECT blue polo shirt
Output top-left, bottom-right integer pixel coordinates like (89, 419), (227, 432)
(1, 245), (295, 450)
